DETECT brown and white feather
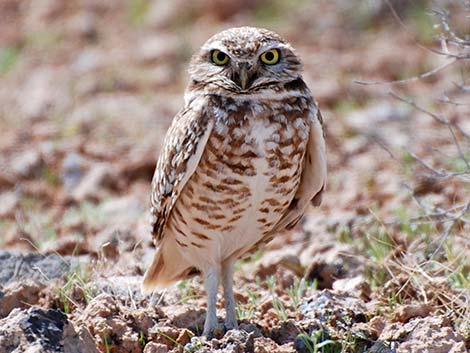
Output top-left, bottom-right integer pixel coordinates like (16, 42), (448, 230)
(143, 26), (327, 293)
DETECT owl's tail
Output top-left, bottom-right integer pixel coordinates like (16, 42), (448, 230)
(142, 239), (197, 295)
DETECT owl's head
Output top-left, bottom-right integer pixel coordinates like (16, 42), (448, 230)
(188, 27), (303, 95)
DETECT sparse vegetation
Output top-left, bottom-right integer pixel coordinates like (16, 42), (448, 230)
(0, 0), (468, 352)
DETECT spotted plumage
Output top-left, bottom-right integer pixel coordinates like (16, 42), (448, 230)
(142, 27), (327, 336)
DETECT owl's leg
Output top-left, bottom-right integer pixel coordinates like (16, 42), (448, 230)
(222, 259), (238, 330)
(202, 266), (220, 336)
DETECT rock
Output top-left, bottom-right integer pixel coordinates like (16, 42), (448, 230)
(2, 226), (37, 252)
(300, 290), (368, 328)
(67, 12), (98, 41)
(300, 242), (365, 289)
(255, 249), (303, 280)
(254, 336), (296, 353)
(0, 191), (18, 218)
(0, 281), (45, 318)
(143, 342), (169, 353)
(238, 322), (264, 338)
(118, 141), (159, 181)
(137, 35), (181, 64)
(17, 67), (71, 120)
(367, 316), (386, 337)
(77, 293), (141, 353)
(10, 150), (43, 178)
(61, 153), (89, 190)
(0, 307), (98, 352)
(393, 303), (432, 323)
(41, 235), (90, 256)
(100, 238), (120, 261)
(148, 326), (180, 349)
(100, 195), (144, 226)
(332, 275), (371, 301)
(211, 330), (255, 353)
(368, 340), (396, 353)
(0, 250), (79, 286)
(71, 48), (106, 74)
(303, 260), (341, 289)
(379, 316), (468, 353)
(167, 305), (206, 331)
(0, 170), (15, 189)
(347, 102), (409, 130)
(76, 293), (163, 353)
(71, 163), (116, 201)
(270, 320), (300, 345)
(93, 275), (147, 302)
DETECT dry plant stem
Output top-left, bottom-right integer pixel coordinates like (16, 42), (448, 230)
(389, 91), (470, 169)
(353, 58), (458, 86)
(406, 150), (470, 182)
(432, 7), (470, 47)
(429, 202), (470, 261)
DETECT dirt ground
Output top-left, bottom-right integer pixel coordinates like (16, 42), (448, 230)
(0, 0), (469, 352)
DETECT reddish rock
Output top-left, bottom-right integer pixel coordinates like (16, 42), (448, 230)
(380, 316), (467, 353)
(166, 305), (206, 331)
(0, 281), (45, 318)
(393, 303), (432, 323)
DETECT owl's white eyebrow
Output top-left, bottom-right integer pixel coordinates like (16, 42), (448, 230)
(258, 42), (291, 54)
(202, 41), (227, 52)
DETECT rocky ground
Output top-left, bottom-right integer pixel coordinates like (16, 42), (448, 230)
(0, 0), (469, 352)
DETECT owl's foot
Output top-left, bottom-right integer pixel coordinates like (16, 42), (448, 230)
(224, 314), (238, 331)
(202, 321), (225, 338)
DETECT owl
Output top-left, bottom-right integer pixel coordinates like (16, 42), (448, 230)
(142, 27), (326, 336)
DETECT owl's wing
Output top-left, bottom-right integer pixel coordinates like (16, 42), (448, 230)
(150, 99), (214, 242)
(274, 107), (327, 231)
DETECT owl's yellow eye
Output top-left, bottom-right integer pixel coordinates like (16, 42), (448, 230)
(211, 50), (230, 66)
(260, 49), (280, 65)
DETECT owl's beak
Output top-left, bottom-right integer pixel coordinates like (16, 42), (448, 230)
(235, 62), (253, 90)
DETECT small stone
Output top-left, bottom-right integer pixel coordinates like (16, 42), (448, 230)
(71, 48), (105, 73)
(379, 316), (467, 353)
(0, 191), (18, 218)
(17, 67), (71, 120)
(61, 153), (88, 190)
(10, 150), (43, 178)
(100, 195), (144, 226)
(67, 12), (97, 41)
(100, 239), (119, 261)
(167, 305), (206, 331)
(0, 307), (97, 352)
(254, 337), (281, 353)
(0, 281), (45, 318)
(148, 326), (179, 348)
(137, 35), (180, 64)
(368, 316), (386, 337)
(255, 249), (303, 279)
(71, 163), (115, 201)
(270, 320), (300, 345)
(303, 260), (341, 289)
(143, 342), (169, 353)
(333, 275), (371, 300)
(393, 303), (432, 323)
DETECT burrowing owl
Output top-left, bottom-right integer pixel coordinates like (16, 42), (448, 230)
(142, 27), (326, 336)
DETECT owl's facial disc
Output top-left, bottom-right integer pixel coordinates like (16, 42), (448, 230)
(188, 27), (303, 95)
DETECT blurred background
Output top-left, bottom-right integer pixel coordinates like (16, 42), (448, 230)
(0, 0), (469, 350)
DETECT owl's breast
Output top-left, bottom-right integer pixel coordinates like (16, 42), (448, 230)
(166, 99), (311, 264)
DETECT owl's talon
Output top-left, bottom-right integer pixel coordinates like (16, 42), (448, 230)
(202, 323), (225, 339)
